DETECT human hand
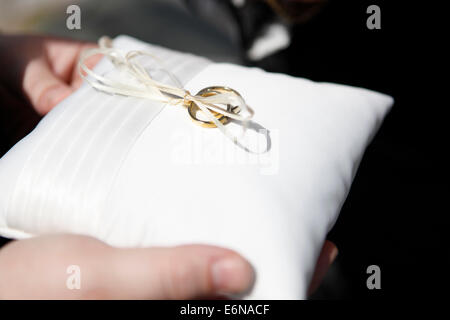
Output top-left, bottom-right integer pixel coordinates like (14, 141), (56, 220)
(0, 234), (255, 299)
(0, 234), (336, 299)
(0, 34), (101, 115)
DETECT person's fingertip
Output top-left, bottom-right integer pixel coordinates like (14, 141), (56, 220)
(330, 245), (338, 262)
(324, 241), (338, 263)
(211, 255), (255, 295)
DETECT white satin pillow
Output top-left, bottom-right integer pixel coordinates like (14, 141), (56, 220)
(0, 35), (393, 299)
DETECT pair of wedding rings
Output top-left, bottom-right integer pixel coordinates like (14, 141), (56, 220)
(186, 86), (242, 128)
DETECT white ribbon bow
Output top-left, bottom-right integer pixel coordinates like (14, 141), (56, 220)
(78, 36), (255, 146)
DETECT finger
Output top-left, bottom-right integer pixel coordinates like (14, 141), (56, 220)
(104, 244), (255, 299)
(307, 240), (338, 296)
(22, 57), (73, 115)
(0, 234), (255, 300)
(0, 232), (337, 299)
(43, 38), (99, 85)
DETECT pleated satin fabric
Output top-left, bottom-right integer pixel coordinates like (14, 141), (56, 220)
(1, 36), (210, 238)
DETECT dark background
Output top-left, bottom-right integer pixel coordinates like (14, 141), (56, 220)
(0, 0), (446, 299)
(263, 1), (446, 299)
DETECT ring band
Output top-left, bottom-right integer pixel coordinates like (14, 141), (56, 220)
(188, 86), (242, 128)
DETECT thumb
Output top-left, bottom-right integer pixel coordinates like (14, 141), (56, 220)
(22, 57), (73, 115)
(103, 244), (255, 299)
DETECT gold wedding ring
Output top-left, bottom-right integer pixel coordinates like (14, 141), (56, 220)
(187, 86), (242, 128)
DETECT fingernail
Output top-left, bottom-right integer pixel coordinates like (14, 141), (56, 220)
(211, 256), (255, 295)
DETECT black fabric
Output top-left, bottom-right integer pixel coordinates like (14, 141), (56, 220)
(249, 1), (445, 299)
